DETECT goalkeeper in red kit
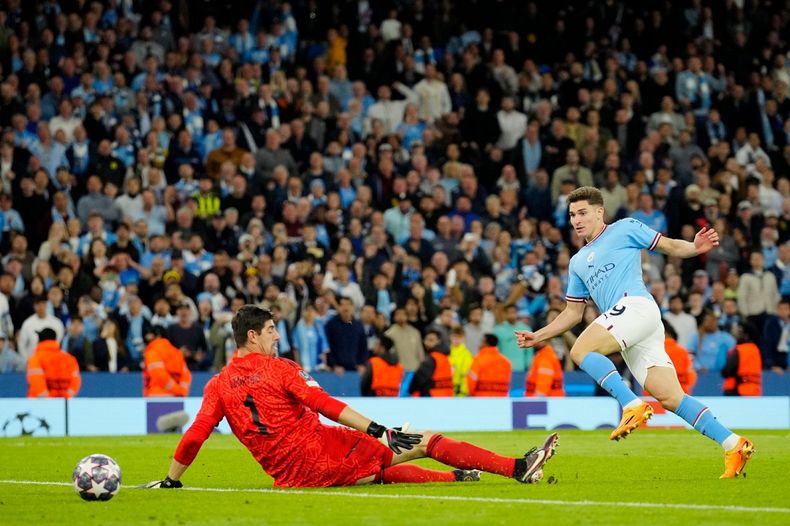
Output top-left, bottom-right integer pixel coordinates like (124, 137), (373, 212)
(147, 306), (559, 488)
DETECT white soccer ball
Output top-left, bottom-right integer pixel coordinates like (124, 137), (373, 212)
(529, 468), (544, 483)
(72, 454), (122, 501)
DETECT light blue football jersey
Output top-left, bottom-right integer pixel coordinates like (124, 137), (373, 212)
(566, 219), (662, 312)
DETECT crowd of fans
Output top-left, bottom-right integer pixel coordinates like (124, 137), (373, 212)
(1, 1), (789, 395)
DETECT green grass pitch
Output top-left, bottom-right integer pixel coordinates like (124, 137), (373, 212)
(1, 429), (787, 525)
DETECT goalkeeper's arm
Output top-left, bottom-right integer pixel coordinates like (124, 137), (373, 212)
(302, 387), (423, 454)
(337, 405), (423, 455)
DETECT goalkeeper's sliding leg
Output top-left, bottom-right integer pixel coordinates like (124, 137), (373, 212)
(357, 431), (559, 485)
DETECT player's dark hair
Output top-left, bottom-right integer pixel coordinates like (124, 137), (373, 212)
(567, 186), (604, 207)
(232, 305), (274, 347)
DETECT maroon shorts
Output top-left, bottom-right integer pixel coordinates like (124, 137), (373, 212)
(273, 426), (394, 488)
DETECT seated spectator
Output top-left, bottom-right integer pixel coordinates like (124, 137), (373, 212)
(323, 296), (368, 374)
(494, 304), (532, 372)
(291, 302), (328, 373)
(467, 334), (511, 397)
(664, 295), (698, 351)
(61, 317), (94, 372)
(17, 295), (65, 362)
(525, 342), (565, 397)
(408, 329), (453, 397)
(168, 301), (209, 371)
(360, 335), (404, 397)
(760, 299), (790, 372)
(27, 328), (80, 398)
(0, 331), (25, 372)
(384, 307), (425, 372)
(143, 326), (191, 397)
(92, 319), (130, 373)
(695, 310), (736, 373)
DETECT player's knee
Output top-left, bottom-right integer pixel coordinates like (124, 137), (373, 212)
(417, 431), (435, 454)
(569, 345), (589, 365)
(656, 391), (683, 412)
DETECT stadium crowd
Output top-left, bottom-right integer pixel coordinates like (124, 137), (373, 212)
(0, 0), (788, 398)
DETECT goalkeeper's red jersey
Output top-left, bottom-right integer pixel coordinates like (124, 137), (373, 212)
(174, 352), (367, 486)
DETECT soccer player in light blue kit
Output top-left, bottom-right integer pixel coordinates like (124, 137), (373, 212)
(516, 187), (754, 478)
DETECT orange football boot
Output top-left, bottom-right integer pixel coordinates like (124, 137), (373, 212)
(720, 437), (755, 479)
(610, 402), (654, 441)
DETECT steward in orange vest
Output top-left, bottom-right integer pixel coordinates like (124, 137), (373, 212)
(361, 335), (404, 397)
(143, 327), (192, 397)
(467, 334), (512, 397)
(722, 323), (762, 396)
(662, 320), (697, 395)
(27, 328), (81, 398)
(525, 343), (565, 397)
(409, 330), (453, 397)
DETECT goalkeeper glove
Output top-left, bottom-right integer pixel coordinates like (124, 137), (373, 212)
(142, 476), (183, 489)
(366, 421), (423, 455)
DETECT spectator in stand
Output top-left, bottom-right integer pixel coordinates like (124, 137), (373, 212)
(737, 250), (780, 335)
(695, 310), (736, 374)
(168, 301), (209, 371)
(324, 296), (368, 375)
(759, 299), (790, 372)
(92, 319), (130, 373)
(2, 0), (790, 397)
(17, 295), (65, 362)
(0, 331), (25, 373)
(664, 295), (698, 352)
(384, 307), (425, 373)
(494, 304), (532, 372)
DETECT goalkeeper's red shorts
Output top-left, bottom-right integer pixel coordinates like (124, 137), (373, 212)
(273, 425), (394, 488)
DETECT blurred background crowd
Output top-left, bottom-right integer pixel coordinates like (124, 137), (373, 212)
(0, 0), (788, 397)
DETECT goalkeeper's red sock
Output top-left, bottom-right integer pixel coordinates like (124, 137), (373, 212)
(377, 464), (456, 484)
(426, 434), (515, 477)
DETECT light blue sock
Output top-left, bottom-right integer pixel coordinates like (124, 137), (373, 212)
(675, 395), (735, 447)
(579, 353), (639, 407)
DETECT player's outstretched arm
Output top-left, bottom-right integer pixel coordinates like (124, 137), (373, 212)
(142, 460), (186, 488)
(145, 378), (224, 488)
(655, 226), (719, 258)
(515, 301), (585, 348)
(337, 405), (423, 454)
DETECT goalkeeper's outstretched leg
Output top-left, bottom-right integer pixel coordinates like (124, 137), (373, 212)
(356, 431), (559, 485)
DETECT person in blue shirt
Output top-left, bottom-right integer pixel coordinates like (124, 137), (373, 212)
(515, 186), (753, 478)
(630, 192), (667, 234)
(695, 310), (736, 373)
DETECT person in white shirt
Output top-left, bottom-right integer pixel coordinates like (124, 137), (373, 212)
(413, 64), (452, 123)
(663, 295), (698, 351)
(48, 99), (82, 144)
(17, 295), (65, 362)
(367, 82), (418, 135)
(735, 133), (771, 176)
(496, 96), (528, 151)
(114, 176), (144, 221)
(380, 8), (402, 42)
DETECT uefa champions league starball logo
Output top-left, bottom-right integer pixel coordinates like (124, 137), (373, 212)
(1, 412), (51, 437)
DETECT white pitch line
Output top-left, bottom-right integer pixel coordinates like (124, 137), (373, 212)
(1, 479), (787, 514)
